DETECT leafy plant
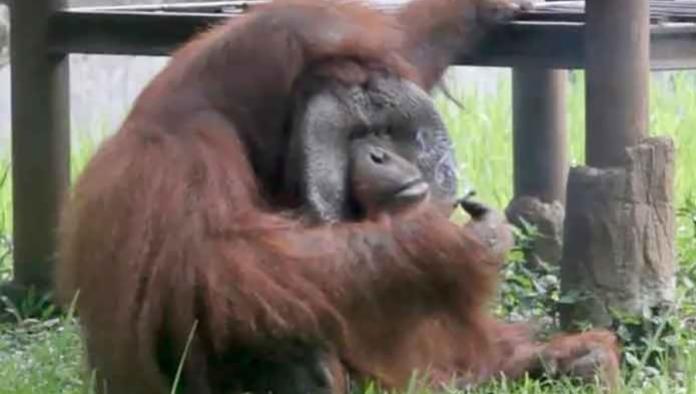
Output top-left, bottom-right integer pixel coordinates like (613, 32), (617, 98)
(495, 221), (562, 326)
(1, 287), (57, 323)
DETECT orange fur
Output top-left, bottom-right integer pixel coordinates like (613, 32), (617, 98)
(56, 1), (620, 393)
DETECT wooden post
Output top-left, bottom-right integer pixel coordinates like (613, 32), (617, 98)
(506, 67), (568, 267)
(505, 0), (570, 268)
(9, 0), (70, 292)
(511, 67), (568, 205)
(585, 0), (650, 167)
(511, 0), (569, 205)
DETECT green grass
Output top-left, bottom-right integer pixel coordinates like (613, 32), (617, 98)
(437, 70), (696, 208)
(0, 70), (695, 393)
(0, 319), (85, 394)
(0, 153), (10, 282)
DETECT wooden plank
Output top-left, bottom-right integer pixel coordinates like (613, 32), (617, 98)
(460, 22), (696, 70)
(519, 0), (696, 23)
(49, 12), (696, 70)
(71, 1), (263, 12)
(652, 23), (696, 69)
(50, 10), (222, 56)
(10, 0), (71, 292)
(458, 21), (585, 69)
(74, 0), (696, 24)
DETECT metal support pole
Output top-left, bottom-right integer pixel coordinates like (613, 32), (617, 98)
(585, 0), (650, 167)
(512, 67), (569, 205)
(10, 0), (70, 292)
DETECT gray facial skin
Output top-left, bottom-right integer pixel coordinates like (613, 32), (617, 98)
(285, 75), (459, 222)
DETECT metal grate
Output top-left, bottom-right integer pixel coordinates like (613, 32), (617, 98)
(520, 1), (696, 24)
(71, 0), (696, 24)
(71, 1), (263, 14)
(70, 0), (406, 14)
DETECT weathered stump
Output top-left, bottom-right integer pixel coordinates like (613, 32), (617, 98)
(506, 196), (565, 267)
(560, 137), (676, 329)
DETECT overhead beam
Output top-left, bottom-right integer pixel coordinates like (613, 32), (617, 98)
(48, 10), (696, 70)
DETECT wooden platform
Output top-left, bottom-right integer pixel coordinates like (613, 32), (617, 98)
(520, 0), (696, 23)
(52, 0), (696, 69)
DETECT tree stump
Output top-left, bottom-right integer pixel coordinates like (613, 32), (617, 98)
(560, 137), (676, 329)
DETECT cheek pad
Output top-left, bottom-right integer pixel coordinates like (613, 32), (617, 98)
(287, 77), (460, 222)
(285, 90), (354, 222)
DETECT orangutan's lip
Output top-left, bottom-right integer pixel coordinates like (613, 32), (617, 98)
(394, 179), (429, 200)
